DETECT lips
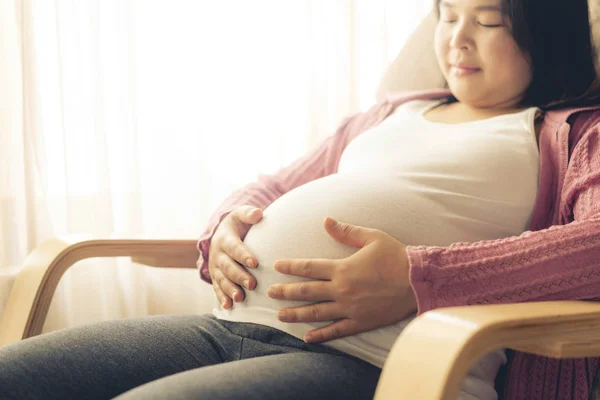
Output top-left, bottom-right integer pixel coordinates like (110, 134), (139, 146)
(449, 64), (481, 77)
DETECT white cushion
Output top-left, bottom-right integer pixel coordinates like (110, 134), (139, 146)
(376, 11), (444, 101)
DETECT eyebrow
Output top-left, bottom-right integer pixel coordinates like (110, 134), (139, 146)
(439, 1), (502, 12)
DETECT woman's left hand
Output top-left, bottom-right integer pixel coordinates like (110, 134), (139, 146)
(268, 217), (418, 343)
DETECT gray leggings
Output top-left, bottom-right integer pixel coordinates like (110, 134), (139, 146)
(0, 314), (381, 400)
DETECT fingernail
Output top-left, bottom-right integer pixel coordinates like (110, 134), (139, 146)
(246, 208), (255, 217)
(304, 334), (314, 343)
(244, 280), (251, 290)
(246, 258), (254, 269)
(278, 310), (288, 321)
(267, 286), (277, 298)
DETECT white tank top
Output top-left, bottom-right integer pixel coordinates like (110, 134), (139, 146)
(213, 99), (540, 369)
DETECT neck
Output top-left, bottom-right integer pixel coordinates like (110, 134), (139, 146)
(458, 93), (528, 114)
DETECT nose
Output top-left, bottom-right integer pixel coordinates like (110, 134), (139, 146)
(449, 21), (474, 51)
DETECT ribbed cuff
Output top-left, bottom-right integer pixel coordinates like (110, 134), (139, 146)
(406, 245), (435, 314)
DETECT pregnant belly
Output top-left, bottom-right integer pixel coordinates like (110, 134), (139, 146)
(212, 173), (490, 367)
(213, 174), (524, 367)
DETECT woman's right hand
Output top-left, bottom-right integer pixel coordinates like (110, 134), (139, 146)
(208, 205), (264, 309)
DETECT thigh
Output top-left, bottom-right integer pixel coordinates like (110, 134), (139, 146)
(115, 352), (382, 400)
(0, 314), (239, 400)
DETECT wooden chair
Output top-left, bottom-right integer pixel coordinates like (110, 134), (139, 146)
(2, 237), (600, 399)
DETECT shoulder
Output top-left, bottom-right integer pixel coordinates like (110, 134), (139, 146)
(543, 108), (600, 155)
(543, 107), (600, 131)
(567, 109), (600, 133)
(567, 110), (600, 157)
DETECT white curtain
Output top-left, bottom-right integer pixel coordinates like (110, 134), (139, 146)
(0, 0), (431, 332)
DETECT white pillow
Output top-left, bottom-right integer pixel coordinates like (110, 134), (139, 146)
(376, 10), (444, 101)
(377, 2), (600, 101)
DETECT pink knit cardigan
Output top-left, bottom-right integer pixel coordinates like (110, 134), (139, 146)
(197, 89), (600, 400)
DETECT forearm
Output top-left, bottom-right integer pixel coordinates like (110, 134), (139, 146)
(407, 216), (600, 314)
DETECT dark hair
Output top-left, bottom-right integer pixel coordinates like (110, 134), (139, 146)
(435, 0), (600, 110)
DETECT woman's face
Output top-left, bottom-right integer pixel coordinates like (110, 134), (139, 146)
(435, 0), (533, 109)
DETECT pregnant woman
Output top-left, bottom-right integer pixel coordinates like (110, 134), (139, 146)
(2, 0), (600, 399)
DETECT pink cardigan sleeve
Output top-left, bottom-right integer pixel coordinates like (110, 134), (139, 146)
(407, 118), (600, 314)
(196, 106), (383, 284)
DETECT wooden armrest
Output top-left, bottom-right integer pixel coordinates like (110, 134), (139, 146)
(374, 300), (600, 400)
(0, 237), (199, 347)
